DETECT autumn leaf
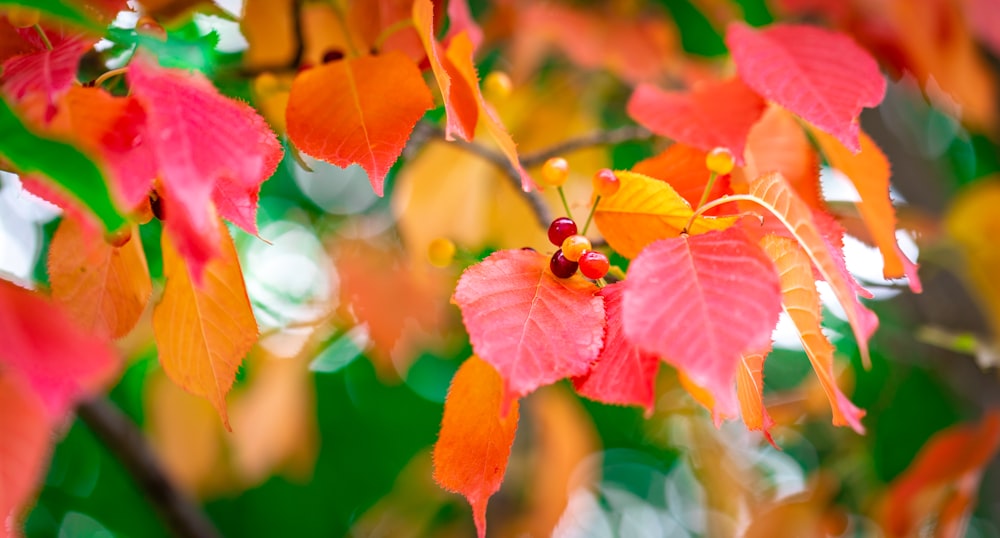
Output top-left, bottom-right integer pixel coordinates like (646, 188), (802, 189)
(128, 56), (283, 279)
(736, 349), (775, 443)
(727, 23), (885, 152)
(811, 126), (920, 288)
(433, 356), (520, 538)
(414, 0), (477, 141)
(452, 249), (604, 414)
(593, 170), (738, 258)
(445, 0), (482, 49)
(152, 218), (258, 430)
(48, 217), (151, 339)
(623, 226), (783, 417)
(0, 371), (50, 530)
(286, 51), (433, 197)
(747, 173), (879, 366)
(1, 34), (91, 119)
(881, 410), (1000, 537)
(240, 0), (298, 71)
(945, 179), (1000, 341)
(735, 106), (822, 210)
(632, 143), (738, 216)
(627, 77), (766, 163)
(760, 234), (865, 432)
(573, 282), (660, 415)
(0, 279), (119, 419)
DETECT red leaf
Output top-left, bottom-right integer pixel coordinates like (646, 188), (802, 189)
(623, 227), (782, 416)
(727, 23), (885, 153)
(433, 357), (519, 538)
(1, 36), (92, 119)
(573, 283), (660, 415)
(0, 279), (118, 419)
(0, 371), (50, 530)
(127, 57), (282, 279)
(414, 0), (478, 141)
(881, 411), (1000, 537)
(737, 106), (823, 210)
(452, 249), (605, 414)
(286, 52), (433, 197)
(632, 143), (738, 216)
(627, 77), (766, 164)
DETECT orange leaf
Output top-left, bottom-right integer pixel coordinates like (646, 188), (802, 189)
(152, 218), (258, 430)
(736, 106), (822, 210)
(433, 357), (520, 538)
(593, 170), (737, 258)
(736, 349), (776, 443)
(747, 173), (879, 366)
(811, 126), (920, 288)
(48, 217), (151, 339)
(881, 410), (1000, 537)
(0, 371), (50, 529)
(760, 234), (865, 432)
(286, 51), (433, 196)
(413, 0), (478, 141)
(241, 0), (298, 71)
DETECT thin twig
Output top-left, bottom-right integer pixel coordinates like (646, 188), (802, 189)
(77, 398), (221, 538)
(520, 125), (653, 168)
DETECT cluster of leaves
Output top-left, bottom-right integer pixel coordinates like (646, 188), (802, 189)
(1, 0), (1000, 536)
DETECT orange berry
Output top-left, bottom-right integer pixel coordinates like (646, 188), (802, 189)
(6, 7), (40, 28)
(427, 238), (456, 267)
(483, 71), (512, 99)
(705, 147), (735, 175)
(592, 168), (620, 197)
(104, 227), (132, 248)
(560, 234), (591, 262)
(541, 157), (570, 187)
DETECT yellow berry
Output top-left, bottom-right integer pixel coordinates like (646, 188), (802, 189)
(592, 168), (620, 197)
(561, 234), (591, 262)
(6, 7), (40, 28)
(705, 147), (735, 175)
(483, 71), (512, 99)
(427, 238), (456, 267)
(541, 157), (570, 187)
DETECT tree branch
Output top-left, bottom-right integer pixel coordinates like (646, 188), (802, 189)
(520, 125), (653, 168)
(77, 398), (221, 538)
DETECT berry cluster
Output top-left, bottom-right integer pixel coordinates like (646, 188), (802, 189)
(547, 217), (609, 280)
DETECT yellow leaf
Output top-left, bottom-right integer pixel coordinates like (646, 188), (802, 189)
(153, 218), (258, 430)
(945, 179), (1000, 340)
(241, 0), (298, 71)
(48, 218), (151, 339)
(593, 170), (737, 258)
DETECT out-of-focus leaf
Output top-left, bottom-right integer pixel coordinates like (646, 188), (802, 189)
(452, 249), (604, 414)
(0, 97), (126, 233)
(240, 0), (297, 70)
(433, 356), (520, 538)
(286, 52), (433, 196)
(308, 329), (365, 374)
(593, 170), (737, 258)
(745, 474), (847, 538)
(48, 218), (151, 340)
(1, 35), (91, 119)
(152, 219), (258, 430)
(106, 27), (220, 73)
(0, 1), (104, 32)
(945, 179), (1000, 341)
(0, 371), (51, 530)
(623, 227), (782, 417)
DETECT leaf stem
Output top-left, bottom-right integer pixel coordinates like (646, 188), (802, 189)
(33, 24), (53, 50)
(373, 18), (414, 53)
(581, 195), (600, 235)
(93, 67), (129, 88)
(695, 172), (718, 211)
(329, 3), (360, 57)
(557, 186), (573, 221)
(683, 194), (759, 232)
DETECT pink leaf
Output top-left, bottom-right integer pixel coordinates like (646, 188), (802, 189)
(1, 36), (92, 120)
(627, 77), (766, 164)
(445, 0), (483, 50)
(623, 227), (782, 416)
(453, 249), (605, 414)
(127, 57), (283, 279)
(727, 23), (885, 152)
(573, 282), (660, 415)
(0, 280), (118, 420)
(0, 372), (50, 532)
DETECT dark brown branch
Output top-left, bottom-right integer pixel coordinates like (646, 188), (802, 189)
(77, 398), (221, 538)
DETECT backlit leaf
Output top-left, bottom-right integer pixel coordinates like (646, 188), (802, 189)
(593, 170), (738, 258)
(0, 279), (119, 419)
(452, 249), (604, 414)
(152, 218), (258, 430)
(632, 143), (738, 216)
(748, 173), (879, 365)
(433, 356), (520, 538)
(446, 0), (482, 49)
(0, 371), (49, 530)
(573, 283), (660, 415)
(727, 23), (885, 152)
(881, 411), (1000, 537)
(627, 77), (766, 163)
(623, 226), (782, 416)
(1, 35), (91, 119)
(286, 51), (433, 196)
(48, 217), (151, 339)
(761, 234), (865, 432)
(736, 349), (775, 443)
(811, 126), (920, 288)
(414, 0), (477, 141)
(736, 106), (822, 210)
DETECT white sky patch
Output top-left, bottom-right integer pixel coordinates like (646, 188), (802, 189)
(194, 13), (248, 53)
(0, 173), (61, 282)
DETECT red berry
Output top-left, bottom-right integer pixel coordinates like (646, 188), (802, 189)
(592, 168), (620, 197)
(549, 250), (578, 278)
(579, 250), (610, 279)
(322, 49), (345, 63)
(547, 217), (578, 247)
